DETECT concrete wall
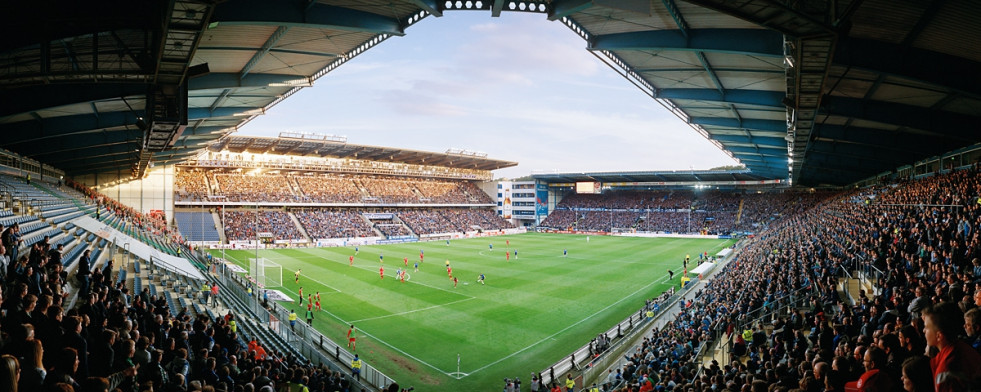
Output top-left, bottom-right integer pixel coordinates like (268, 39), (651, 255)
(75, 165), (175, 221)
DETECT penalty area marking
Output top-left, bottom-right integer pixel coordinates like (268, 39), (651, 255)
(448, 372), (469, 379)
(225, 254), (343, 294)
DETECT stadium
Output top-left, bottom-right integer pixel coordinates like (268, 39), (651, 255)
(1, 1), (980, 392)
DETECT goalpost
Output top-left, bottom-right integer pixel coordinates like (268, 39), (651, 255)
(250, 257), (283, 288)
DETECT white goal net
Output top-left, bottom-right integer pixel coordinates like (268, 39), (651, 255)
(249, 258), (283, 288)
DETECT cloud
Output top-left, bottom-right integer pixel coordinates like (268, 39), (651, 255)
(469, 22), (500, 32)
(375, 89), (469, 116)
(237, 11), (740, 179)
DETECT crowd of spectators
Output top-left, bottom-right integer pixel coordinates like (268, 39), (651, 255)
(540, 191), (829, 234)
(292, 210), (375, 240)
(414, 180), (491, 204)
(222, 211), (303, 242)
(601, 167), (981, 392)
(174, 170), (212, 202)
(214, 174), (296, 203)
(354, 178), (417, 204)
(399, 209), (512, 235)
(293, 177), (364, 203)
(372, 223), (412, 238)
(438, 209), (512, 232)
(1, 180), (365, 392)
(217, 207), (511, 241)
(396, 210), (453, 235)
(174, 171), (491, 205)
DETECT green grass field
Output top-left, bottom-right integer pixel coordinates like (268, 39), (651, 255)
(212, 232), (733, 391)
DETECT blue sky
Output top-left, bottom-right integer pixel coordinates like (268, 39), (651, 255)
(238, 11), (738, 178)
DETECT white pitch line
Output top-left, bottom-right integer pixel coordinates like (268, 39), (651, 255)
(350, 297), (476, 323)
(225, 253), (343, 294)
(356, 327), (457, 377)
(229, 245), (678, 379)
(466, 273), (672, 376)
(277, 292), (458, 377)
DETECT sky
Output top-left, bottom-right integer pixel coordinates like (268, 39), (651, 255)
(237, 10), (739, 179)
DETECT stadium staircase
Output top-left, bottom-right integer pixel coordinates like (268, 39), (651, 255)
(391, 214), (416, 237)
(839, 269), (876, 305)
(352, 179), (371, 199)
(212, 210), (227, 243)
(285, 176), (302, 197)
(209, 173), (221, 194)
(735, 198), (744, 225)
(203, 174), (215, 198)
(360, 214), (385, 237)
(287, 211), (312, 242)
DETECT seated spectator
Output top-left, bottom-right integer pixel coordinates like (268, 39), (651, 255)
(844, 346), (895, 392)
(922, 302), (981, 392)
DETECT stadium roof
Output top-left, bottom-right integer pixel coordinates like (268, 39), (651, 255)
(532, 170), (775, 184)
(1, 1), (978, 187)
(206, 134), (518, 171)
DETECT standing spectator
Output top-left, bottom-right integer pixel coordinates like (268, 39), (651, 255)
(60, 316), (88, 378)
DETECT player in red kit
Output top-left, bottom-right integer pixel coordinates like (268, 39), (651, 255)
(347, 325), (357, 350)
(506, 251), (510, 262)
(447, 265), (452, 277)
(349, 255), (354, 266)
(404, 256), (408, 267)
(379, 265), (384, 279)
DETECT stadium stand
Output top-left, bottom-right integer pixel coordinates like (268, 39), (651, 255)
(540, 191), (826, 234)
(175, 212), (222, 242)
(293, 210), (377, 239)
(579, 168), (981, 392)
(222, 210), (304, 241)
(174, 170), (493, 205)
(4, 164), (981, 392)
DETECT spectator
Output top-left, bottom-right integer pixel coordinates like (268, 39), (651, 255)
(900, 355), (933, 392)
(922, 302), (981, 391)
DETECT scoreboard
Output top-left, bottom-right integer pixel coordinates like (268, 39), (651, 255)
(575, 182), (601, 194)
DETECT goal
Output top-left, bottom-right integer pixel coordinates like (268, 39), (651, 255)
(249, 257), (283, 288)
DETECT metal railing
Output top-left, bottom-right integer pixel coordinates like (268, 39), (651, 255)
(207, 262), (394, 391)
(708, 284), (817, 367)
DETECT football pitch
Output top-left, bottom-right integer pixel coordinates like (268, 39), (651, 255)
(213, 233), (734, 391)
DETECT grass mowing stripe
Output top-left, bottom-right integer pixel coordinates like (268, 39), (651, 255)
(211, 234), (733, 391)
(466, 272), (672, 376)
